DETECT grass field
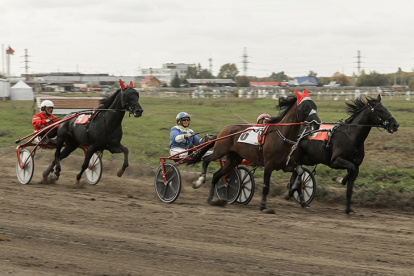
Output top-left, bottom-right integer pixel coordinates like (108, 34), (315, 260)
(1, 95), (413, 209)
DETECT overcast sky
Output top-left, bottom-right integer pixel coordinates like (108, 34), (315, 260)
(1, 0), (414, 78)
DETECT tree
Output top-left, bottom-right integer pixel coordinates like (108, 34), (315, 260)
(171, 73), (181, 88)
(356, 70), (388, 87)
(236, 76), (250, 87)
(268, 71), (287, 82)
(199, 69), (214, 79)
(408, 78), (414, 90)
(330, 72), (350, 86)
(185, 64), (214, 79)
(217, 63), (239, 79)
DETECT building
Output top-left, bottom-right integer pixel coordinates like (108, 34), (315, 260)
(291, 77), (318, 86)
(250, 81), (285, 87)
(141, 63), (194, 85)
(182, 79), (236, 87)
(140, 75), (162, 88)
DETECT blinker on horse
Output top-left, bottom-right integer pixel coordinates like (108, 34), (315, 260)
(43, 79), (143, 184)
(293, 94), (399, 214)
(191, 89), (321, 213)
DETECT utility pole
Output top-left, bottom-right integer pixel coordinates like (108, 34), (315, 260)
(24, 49), (30, 81)
(242, 47), (248, 76)
(209, 57), (212, 75)
(1, 44), (4, 77)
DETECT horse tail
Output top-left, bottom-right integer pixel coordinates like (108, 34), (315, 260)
(187, 141), (215, 165)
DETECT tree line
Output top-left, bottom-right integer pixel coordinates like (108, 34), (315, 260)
(170, 63), (414, 89)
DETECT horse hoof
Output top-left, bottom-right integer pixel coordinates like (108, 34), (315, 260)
(52, 174), (59, 181)
(262, 208), (275, 214)
(332, 176), (343, 185)
(301, 202), (311, 209)
(117, 168), (124, 177)
(74, 179), (80, 185)
(209, 199), (227, 207)
(192, 177), (205, 189)
(346, 211), (356, 216)
(283, 191), (291, 201)
(47, 176), (56, 184)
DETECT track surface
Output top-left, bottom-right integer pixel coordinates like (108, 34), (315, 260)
(1, 148), (414, 275)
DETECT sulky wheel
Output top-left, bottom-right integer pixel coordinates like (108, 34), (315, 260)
(154, 162), (181, 203)
(16, 149), (34, 185)
(84, 152), (103, 185)
(236, 165), (255, 205)
(292, 167), (316, 205)
(215, 168), (242, 204)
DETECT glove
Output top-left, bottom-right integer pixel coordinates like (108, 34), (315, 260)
(187, 131), (196, 138)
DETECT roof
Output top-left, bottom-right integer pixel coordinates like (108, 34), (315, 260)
(185, 79), (236, 84)
(11, 80), (31, 89)
(141, 75), (161, 83)
(296, 77), (318, 85)
(250, 82), (285, 87)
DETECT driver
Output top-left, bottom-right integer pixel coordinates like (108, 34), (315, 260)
(169, 112), (200, 158)
(32, 100), (58, 144)
(256, 113), (271, 124)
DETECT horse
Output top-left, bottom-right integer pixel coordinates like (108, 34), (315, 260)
(290, 95), (399, 214)
(42, 79), (144, 184)
(190, 89), (321, 213)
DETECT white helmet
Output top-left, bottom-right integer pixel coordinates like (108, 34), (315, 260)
(41, 100), (54, 108)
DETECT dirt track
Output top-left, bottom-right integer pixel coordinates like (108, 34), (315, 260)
(1, 147), (414, 276)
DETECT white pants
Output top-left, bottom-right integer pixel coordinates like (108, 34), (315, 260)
(169, 148), (188, 158)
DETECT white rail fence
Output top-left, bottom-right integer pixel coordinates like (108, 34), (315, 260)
(139, 88), (411, 101)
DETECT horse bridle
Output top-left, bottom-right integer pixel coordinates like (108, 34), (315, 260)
(368, 102), (394, 131)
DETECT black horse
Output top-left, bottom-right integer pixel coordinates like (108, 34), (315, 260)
(290, 95), (399, 214)
(191, 89), (321, 213)
(43, 80), (143, 184)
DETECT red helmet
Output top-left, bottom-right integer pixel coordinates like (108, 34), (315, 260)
(257, 114), (271, 123)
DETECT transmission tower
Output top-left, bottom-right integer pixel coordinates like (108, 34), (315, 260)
(23, 49), (30, 80)
(242, 47), (249, 76)
(209, 57), (212, 74)
(354, 50), (365, 76)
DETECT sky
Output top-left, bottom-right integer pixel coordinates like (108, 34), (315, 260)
(1, 0), (414, 78)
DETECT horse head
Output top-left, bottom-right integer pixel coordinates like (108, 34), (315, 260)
(367, 94), (399, 133)
(119, 79), (144, 117)
(295, 89), (321, 130)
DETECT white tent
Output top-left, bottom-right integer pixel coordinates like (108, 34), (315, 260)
(0, 79), (10, 98)
(10, 80), (34, 101)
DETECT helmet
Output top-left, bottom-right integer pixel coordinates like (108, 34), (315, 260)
(41, 100), (54, 108)
(176, 112), (191, 123)
(257, 114), (271, 123)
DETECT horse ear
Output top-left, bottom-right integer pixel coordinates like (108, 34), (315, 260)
(294, 88), (300, 97)
(377, 94), (382, 102)
(303, 89), (309, 97)
(119, 79), (126, 90)
(129, 81), (133, 88)
(295, 88), (305, 105)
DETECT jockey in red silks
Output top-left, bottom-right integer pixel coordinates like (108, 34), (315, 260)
(32, 100), (58, 143)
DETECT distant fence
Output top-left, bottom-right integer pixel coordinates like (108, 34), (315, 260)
(138, 87), (412, 101)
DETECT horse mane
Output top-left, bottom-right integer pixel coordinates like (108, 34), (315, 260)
(99, 88), (122, 109)
(267, 94), (297, 123)
(344, 96), (378, 123)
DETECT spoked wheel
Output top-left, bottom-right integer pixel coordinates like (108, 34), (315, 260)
(292, 167), (316, 205)
(16, 149), (34, 184)
(215, 168), (242, 204)
(154, 162), (181, 203)
(236, 165), (255, 205)
(84, 152), (103, 185)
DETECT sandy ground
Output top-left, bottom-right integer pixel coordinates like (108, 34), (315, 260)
(1, 147), (414, 276)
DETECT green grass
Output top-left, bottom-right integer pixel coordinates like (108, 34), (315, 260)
(1, 96), (414, 207)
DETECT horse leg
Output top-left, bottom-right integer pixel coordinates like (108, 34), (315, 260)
(260, 164), (275, 214)
(344, 167), (359, 215)
(42, 139), (65, 181)
(74, 146), (97, 185)
(193, 156), (211, 189)
(53, 140), (80, 181)
(208, 152), (242, 206)
(331, 157), (358, 214)
(107, 143), (129, 177)
(289, 165), (310, 208)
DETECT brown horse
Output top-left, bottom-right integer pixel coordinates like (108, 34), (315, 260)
(190, 89), (321, 213)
